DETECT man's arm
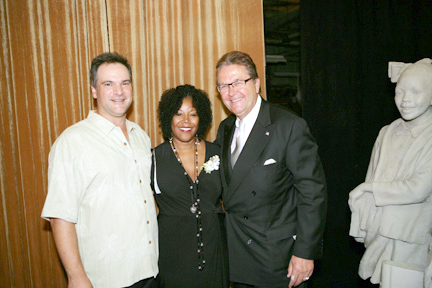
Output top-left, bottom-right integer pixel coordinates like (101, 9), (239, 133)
(284, 117), (327, 286)
(50, 218), (93, 288)
(214, 121), (224, 147)
(286, 117), (327, 258)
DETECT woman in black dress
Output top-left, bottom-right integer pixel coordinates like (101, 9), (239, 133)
(152, 84), (228, 288)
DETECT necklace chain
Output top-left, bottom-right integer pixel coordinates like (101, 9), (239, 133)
(170, 138), (199, 182)
(169, 137), (206, 271)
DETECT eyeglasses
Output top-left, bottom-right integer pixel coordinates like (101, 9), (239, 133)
(217, 78), (252, 93)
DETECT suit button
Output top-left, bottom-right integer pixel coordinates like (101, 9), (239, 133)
(251, 191), (256, 196)
(247, 239), (252, 245)
(244, 216), (248, 220)
(226, 210), (230, 214)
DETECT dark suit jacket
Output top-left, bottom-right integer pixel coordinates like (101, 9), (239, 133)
(215, 99), (327, 287)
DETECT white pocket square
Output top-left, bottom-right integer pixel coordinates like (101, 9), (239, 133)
(264, 158), (277, 165)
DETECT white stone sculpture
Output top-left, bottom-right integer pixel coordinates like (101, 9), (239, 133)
(349, 58), (432, 287)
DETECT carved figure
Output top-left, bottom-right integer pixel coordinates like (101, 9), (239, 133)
(349, 58), (432, 287)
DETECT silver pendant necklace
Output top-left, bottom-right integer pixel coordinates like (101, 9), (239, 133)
(169, 137), (199, 214)
(169, 136), (206, 271)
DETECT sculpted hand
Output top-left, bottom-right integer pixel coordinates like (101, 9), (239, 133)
(348, 182), (372, 205)
(287, 255), (314, 288)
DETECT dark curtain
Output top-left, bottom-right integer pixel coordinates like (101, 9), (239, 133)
(301, 1), (432, 287)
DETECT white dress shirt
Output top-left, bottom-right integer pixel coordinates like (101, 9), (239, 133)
(231, 96), (262, 153)
(42, 111), (158, 288)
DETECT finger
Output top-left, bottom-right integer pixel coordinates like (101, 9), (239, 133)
(287, 261), (293, 278)
(288, 275), (296, 288)
(293, 275), (305, 287)
(296, 276), (305, 287)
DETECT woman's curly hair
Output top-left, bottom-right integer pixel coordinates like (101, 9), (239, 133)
(158, 84), (213, 141)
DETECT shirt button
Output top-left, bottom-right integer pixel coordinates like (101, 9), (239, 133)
(135, 160), (137, 163)
(147, 221), (149, 224)
(247, 239), (252, 245)
(144, 200), (147, 203)
(251, 191), (256, 196)
(139, 180), (142, 183)
(124, 142), (127, 146)
(149, 241), (151, 244)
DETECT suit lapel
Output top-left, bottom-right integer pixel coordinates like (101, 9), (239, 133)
(225, 100), (273, 202)
(221, 115), (236, 188)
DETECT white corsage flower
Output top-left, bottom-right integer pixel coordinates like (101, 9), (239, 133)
(200, 155), (220, 174)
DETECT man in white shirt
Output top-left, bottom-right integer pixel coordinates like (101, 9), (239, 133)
(41, 52), (158, 288)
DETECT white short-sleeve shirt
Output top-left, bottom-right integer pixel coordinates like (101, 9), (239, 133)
(41, 111), (158, 288)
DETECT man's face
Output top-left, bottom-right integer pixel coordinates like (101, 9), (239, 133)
(217, 64), (260, 119)
(395, 66), (432, 127)
(91, 62), (133, 123)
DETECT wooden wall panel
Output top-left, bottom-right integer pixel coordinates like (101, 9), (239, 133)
(0, 0), (264, 286)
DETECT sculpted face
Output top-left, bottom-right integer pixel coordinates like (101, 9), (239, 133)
(217, 64), (260, 119)
(395, 64), (432, 128)
(91, 63), (133, 124)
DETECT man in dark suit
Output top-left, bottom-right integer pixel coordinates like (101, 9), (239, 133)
(215, 51), (327, 288)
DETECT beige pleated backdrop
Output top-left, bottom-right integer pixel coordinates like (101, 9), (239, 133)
(0, 0), (265, 286)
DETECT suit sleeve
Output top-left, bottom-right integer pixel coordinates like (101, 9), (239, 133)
(286, 117), (327, 259)
(214, 121), (224, 147)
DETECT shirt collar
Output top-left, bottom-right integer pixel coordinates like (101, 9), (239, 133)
(395, 111), (432, 138)
(87, 110), (135, 135)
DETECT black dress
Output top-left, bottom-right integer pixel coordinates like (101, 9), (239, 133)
(152, 141), (229, 288)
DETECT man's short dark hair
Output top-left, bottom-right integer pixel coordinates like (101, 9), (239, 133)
(158, 84), (213, 141)
(90, 52), (132, 88)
